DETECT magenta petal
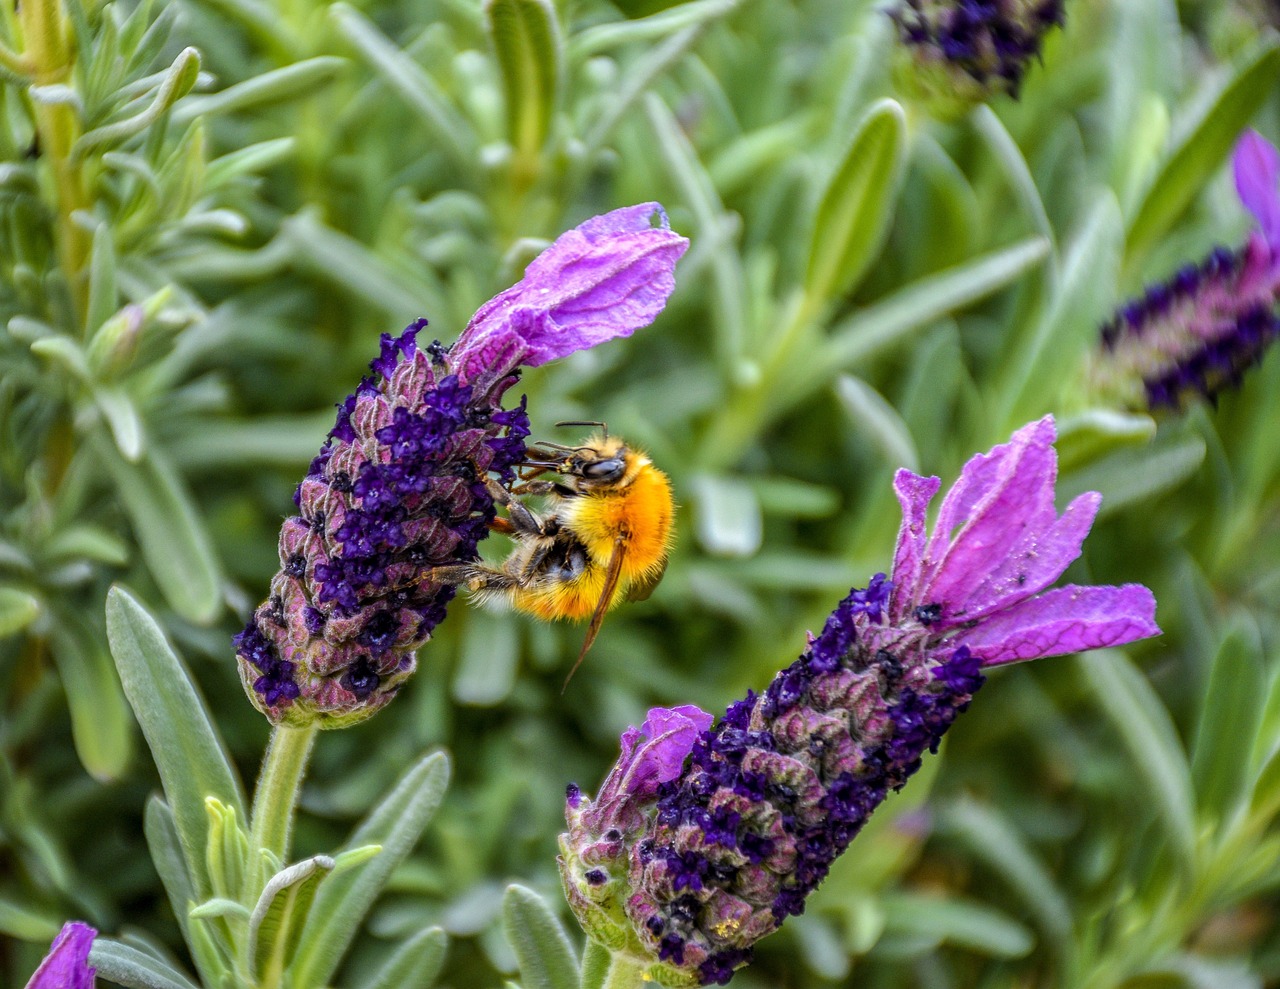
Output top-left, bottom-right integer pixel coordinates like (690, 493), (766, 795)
(922, 418), (1058, 616)
(25, 922), (96, 989)
(888, 470), (940, 622)
(1234, 130), (1280, 251)
(456, 203), (688, 368)
(955, 584), (1160, 666)
(947, 491), (1102, 626)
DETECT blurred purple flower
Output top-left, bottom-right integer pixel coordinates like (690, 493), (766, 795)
(235, 205), (688, 727)
(560, 417), (1159, 986)
(25, 922), (96, 989)
(1097, 129), (1280, 408)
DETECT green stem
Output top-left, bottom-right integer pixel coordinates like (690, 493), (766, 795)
(602, 952), (651, 989)
(250, 724), (319, 864)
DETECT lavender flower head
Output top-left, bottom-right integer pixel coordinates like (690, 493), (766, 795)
(560, 417), (1159, 986)
(25, 921), (96, 989)
(1093, 130), (1280, 409)
(888, 0), (1065, 110)
(235, 205), (688, 727)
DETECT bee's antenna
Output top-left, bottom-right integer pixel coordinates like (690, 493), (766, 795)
(555, 419), (608, 440)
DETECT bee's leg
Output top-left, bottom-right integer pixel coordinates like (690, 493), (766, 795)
(510, 478), (570, 498)
(483, 477), (549, 536)
(423, 563), (520, 593)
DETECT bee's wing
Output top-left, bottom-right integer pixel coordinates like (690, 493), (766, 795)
(561, 538), (627, 692)
(624, 556), (667, 602)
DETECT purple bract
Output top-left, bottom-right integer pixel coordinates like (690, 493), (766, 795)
(25, 922), (96, 989)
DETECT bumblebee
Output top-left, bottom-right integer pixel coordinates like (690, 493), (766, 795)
(427, 423), (675, 687)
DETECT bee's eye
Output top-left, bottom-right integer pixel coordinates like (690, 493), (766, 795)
(582, 458), (625, 481)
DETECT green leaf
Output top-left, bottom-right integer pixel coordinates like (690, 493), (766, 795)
(44, 524), (130, 567)
(289, 752), (451, 987)
(89, 938), (201, 989)
(880, 893), (1034, 958)
(1079, 650), (1197, 869)
(502, 885), (579, 989)
(0, 586), (40, 637)
(144, 797), (196, 941)
(249, 855), (335, 983)
(688, 474), (762, 557)
(804, 99), (906, 305)
(75, 47), (201, 157)
(48, 608), (133, 781)
(835, 374), (919, 472)
(570, 0), (736, 58)
(486, 0), (560, 161)
(85, 224), (117, 336)
(823, 236), (1050, 368)
(939, 799), (1072, 954)
(364, 926), (448, 989)
(452, 612), (520, 706)
(189, 898), (253, 922)
(1060, 435), (1206, 520)
(173, 57), (348, 123)
(580, 940), (610, 989)
(106, 586), (245, 898)
(96, 439), (222, 625)
(0, 895), (60, 940)
(330, 4), (474, 171)
(1125, 39), (1280, 264)
(1192, 624), (1266, 827)
(94, 385), (146, 462)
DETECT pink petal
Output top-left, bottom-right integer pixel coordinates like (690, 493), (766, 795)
(25, 922), (96, 989)
(945, 491), (1101, 626)
(921, 418), (1059, 616)
(455, 203), (688, 368)
(955, 584), (1160, 667)
(888, 470), (940, 622)
(1234, 130), (1280, 251)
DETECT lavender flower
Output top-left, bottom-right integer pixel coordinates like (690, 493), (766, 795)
(560, 417), (1159, 986)
(235, 204), (688, 727)
(1094, 130), (1280, 409)
(888, 0), (1065, 106)
(24, 922), (96, 989)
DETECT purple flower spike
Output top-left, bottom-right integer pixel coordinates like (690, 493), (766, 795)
(455, 203), (689, 374)
(1094, 131), (1280, 409)
(1235, 129), (1280, 251)
(25, 922), (96, 989)
(235, 205), (685, 728)
(560, 418), (1159, 986)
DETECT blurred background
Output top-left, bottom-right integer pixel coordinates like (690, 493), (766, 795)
(3, 0), (1280, 985)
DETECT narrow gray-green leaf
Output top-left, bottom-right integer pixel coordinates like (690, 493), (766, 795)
(835, 374), (919, 472)
(145, 797), (196, 941)
(804, 99), (906, 305)
(570, 0), (736, 59)
(939, 799), (1072, 953)
(1192, 624), (1265, 827)
(289, 752), (451, 987)
(330, 4), (473, 170)
(1079, 650), (1197, 867)
(85, 224), (118, 336)
(250, 855), (334, 982)
(364, 926), (448, 989)
(502, 884), (578, 989)
(94, 385), (146, 462)
(106, 586), (245, 898)
(486, 0), (560, 161)
(174, 57), (347, 123)
(823, 237), (1050, 368)
(96, 439), (222, 624)
(580, 940), (610, 989)
(48, 608), (133, 781)
(689, 474), (762, 558)
(1126, 40), (1280, 264)
(880, 893), (1034, 958)
(1060, 435), (1206, 519)
(75, 48), (201, 157)
(0, 586), (40, 637)
(89, 939), (201, 989)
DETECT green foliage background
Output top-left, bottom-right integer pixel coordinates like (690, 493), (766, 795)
(3, 0), (1280, 985)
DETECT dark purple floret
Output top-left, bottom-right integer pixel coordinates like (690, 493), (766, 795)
(889, 0), (1066, 98)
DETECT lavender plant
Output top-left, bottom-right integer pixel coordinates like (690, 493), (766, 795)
(8, 0), (1280, 987)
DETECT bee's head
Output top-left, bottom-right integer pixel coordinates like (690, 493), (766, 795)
(522, 425), (637, 490)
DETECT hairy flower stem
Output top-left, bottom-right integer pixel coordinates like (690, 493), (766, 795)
(20, 0), (91, 324)
(250, 725), (318, 865)
(602, 952), (651, 989)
